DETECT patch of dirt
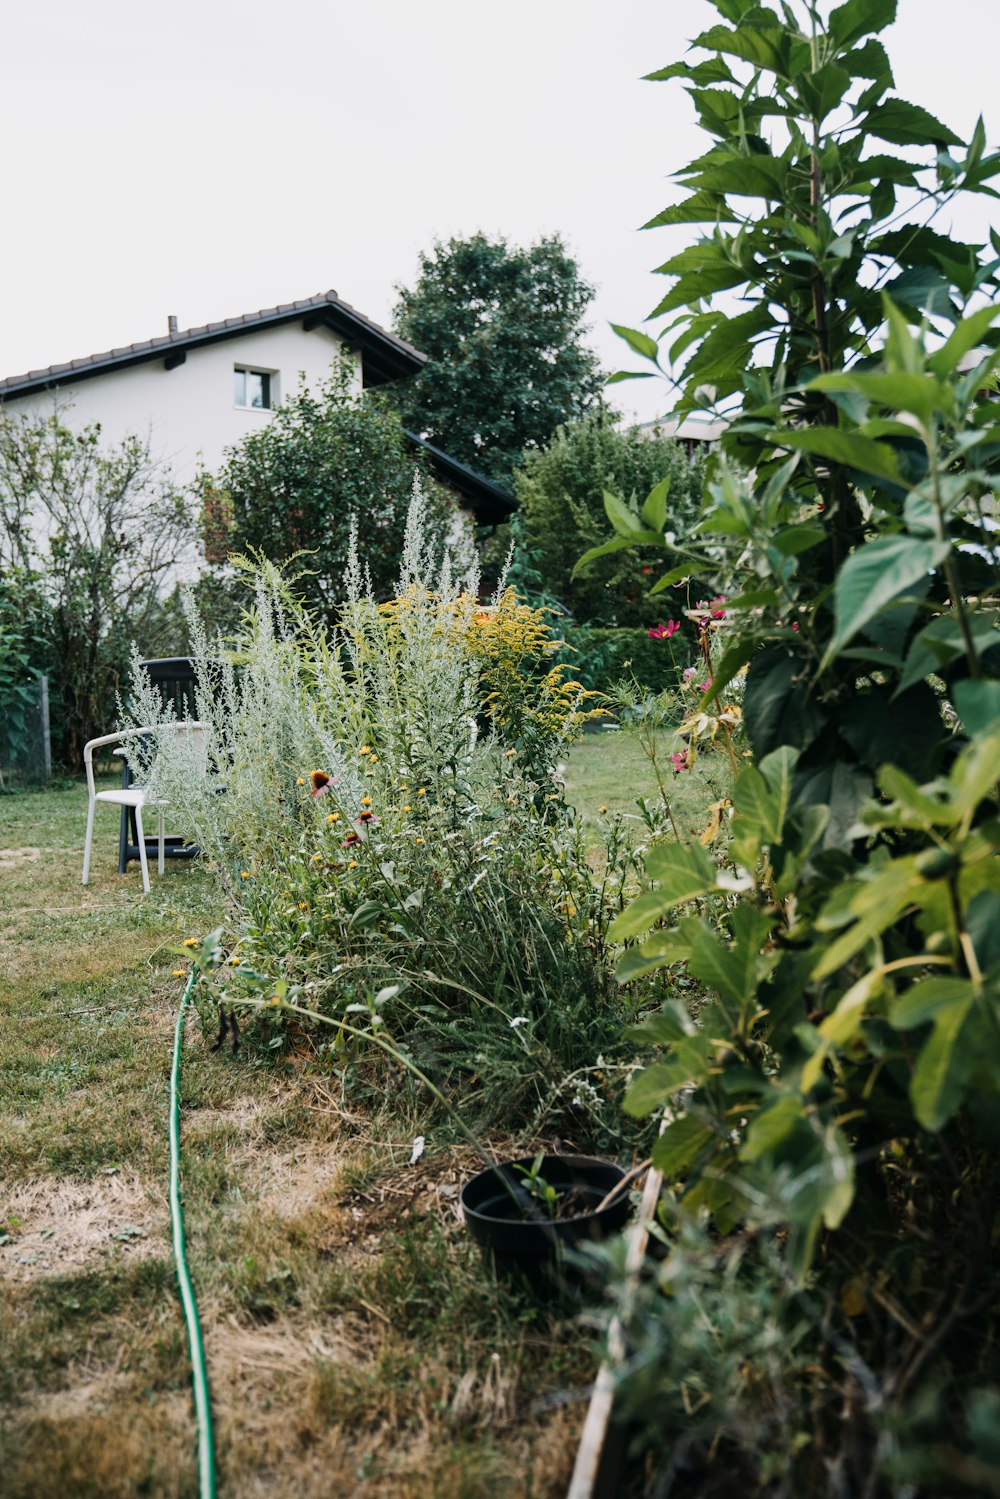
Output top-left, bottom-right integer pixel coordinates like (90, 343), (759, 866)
(0, 847), (42, 868)
(0, 1172), (165, 1282)
(251, 1141), (344, 1218)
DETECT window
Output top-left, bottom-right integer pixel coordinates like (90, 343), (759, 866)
(234, 366), (273, 409)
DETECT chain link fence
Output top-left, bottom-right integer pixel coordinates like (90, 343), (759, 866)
(0, 673), (52, 789)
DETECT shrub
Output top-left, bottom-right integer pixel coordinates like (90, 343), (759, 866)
(586, 1), (1000, 1491)
(514, 412), (706, 628)
(206, 355), (464, 618)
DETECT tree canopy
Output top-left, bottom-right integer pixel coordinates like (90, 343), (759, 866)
(391, 233), (605, 485)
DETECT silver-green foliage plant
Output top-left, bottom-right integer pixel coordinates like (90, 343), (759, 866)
(128, 481), (642, 1134)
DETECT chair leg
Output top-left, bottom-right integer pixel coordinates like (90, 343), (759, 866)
(82, 797), (96, 885)
(158, 809), (165, 876)
(135, 805), (151, 894)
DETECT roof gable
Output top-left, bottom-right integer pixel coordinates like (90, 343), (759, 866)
(0, 290), (425, 399)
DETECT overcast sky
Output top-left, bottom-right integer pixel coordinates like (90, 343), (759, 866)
(2, 0), (998, 427)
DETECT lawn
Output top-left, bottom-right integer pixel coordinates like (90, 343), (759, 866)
(0, 739), (689, 1499)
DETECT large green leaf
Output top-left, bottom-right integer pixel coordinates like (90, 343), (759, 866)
(935, 302), (1000, 374)
(891, 977), (975, 1029)
(641, 475), (670, 533)
(801, 969), (883, 1091)
(651, 1115), (719, 1179)
(691, 22), (789, 77)
(771, 427), (901, 482)
(687, 905), (776, 1009)
(810, 371), (946, 424)
(908, 993), (977, 1130)
(610, 324), (660, 363)
(864, 98), (962, 148)
(826, 535), (951, 660)
(812, 855), (924, 978)
(829, 0), (896, 48)
(624, 1060), (694, 1117)
(953, 679), (1000, 736)
(602, 489), (659, 541)
(642, 192), (742, 229)
(609, 843), (718, 939)
(740, 1095), (804, 1161)
(626, 997), (697, 1046)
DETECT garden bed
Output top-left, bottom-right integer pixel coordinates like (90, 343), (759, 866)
(0, 759), (667, 1497)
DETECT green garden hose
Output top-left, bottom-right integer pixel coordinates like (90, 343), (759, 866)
(170, 974), (217, 1499)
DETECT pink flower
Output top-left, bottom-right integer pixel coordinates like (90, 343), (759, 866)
(711, 595), (727, 620)
(648, 620), (681, 640)
(682, 666), (697, 682)
(791, 622), (799, 632)
(669, 751), (688, 773)
(699, 679), (713, 693)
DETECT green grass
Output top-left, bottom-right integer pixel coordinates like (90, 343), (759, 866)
(563, 723), (735, 844)
(0, 778), (634, 1498)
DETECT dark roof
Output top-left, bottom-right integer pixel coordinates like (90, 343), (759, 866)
(0, 290), (425, 399)
(405, 431), (516, 526)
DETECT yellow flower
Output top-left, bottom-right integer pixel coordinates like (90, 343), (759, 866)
(598, 805), (607, 814)
(312, 853), (323, 862)
(268, 994), (281, 1007)
(359, 744), (371, 755)
(240, 871), (251, 879)
(415, 836), (425, 845)
(298, 901), (309, 911)
(417, 787), (426, 796)
(360, 796), (371, 807)
(504, 748), (517, 758)
(402, 805), (412, 813)
(327, 812), (340, 823)
(296, 777), (305, 786)
(228, 955), (241, 965)
(347, 859), (358, 869)
(369, 755), (378, 764)
(172, 969), (186, 978)
(182, 937), (198, 948)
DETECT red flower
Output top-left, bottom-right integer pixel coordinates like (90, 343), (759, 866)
(343, 832), (361, 847)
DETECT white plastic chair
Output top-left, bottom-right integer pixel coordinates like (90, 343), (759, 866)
(82, 722), (209, 894)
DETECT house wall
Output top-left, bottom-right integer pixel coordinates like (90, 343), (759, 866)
(6, 321), (357, 481)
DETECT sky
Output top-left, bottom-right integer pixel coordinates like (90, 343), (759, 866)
(2, 0), (999, 427)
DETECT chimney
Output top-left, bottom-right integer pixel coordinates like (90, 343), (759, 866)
(167, 314), (178, 335)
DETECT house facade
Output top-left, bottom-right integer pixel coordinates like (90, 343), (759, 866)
(0, 291), (515, 524)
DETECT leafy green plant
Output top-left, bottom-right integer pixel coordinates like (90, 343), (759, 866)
(585, 2), (1000, 1491)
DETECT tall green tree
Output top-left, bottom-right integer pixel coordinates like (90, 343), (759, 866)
(392, 233), (604, 484)
(515, 412), (705, 626)
(209, 357), (459, 617)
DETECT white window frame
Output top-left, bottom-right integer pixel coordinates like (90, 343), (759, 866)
(234, 365), (278, 411)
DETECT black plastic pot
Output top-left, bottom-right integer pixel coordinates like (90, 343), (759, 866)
(461, 1154), (631, 1298)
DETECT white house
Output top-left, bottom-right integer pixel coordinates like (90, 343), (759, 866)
(0, 290), (515, 524)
